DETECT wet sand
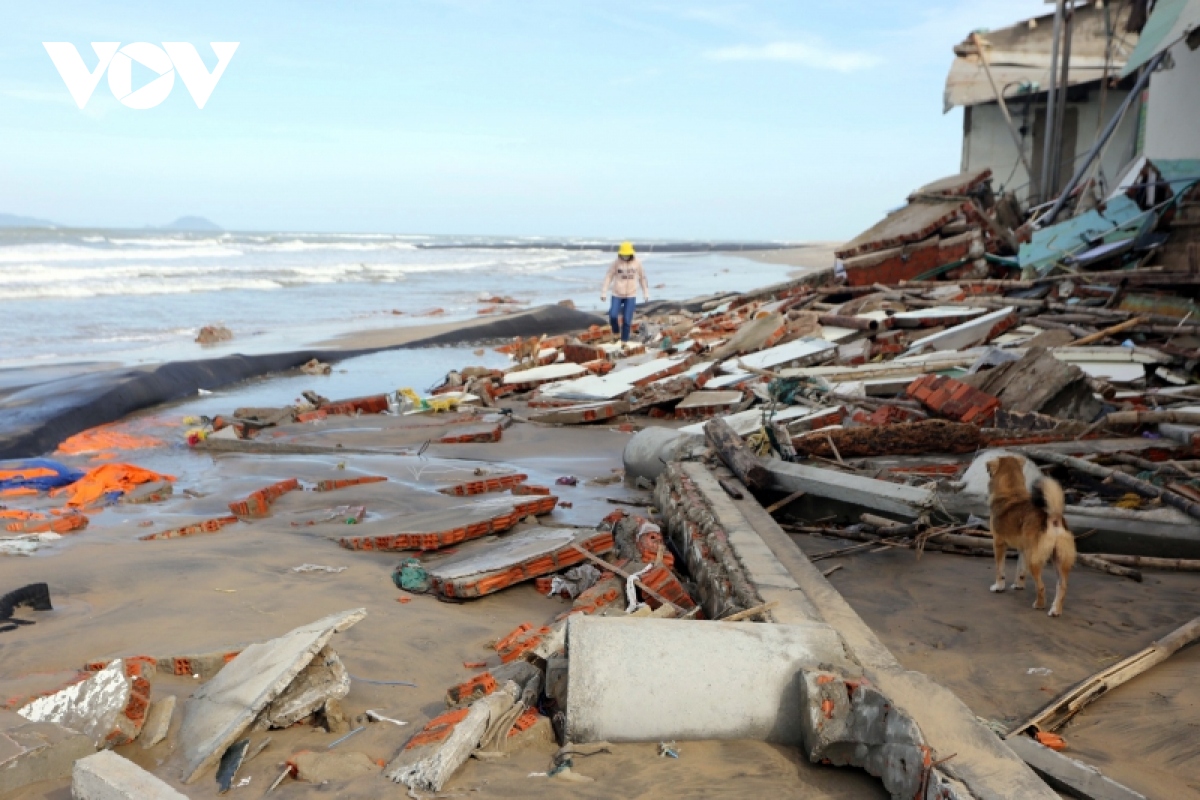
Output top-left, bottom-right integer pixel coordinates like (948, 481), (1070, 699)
(0, 412), (885, 799)
(793, 532), (1200, 798)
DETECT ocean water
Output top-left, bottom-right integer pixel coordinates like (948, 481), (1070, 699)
(0, 229), (799, 368)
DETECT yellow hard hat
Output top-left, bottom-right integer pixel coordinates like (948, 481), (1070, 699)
(618, 241), (635, 257)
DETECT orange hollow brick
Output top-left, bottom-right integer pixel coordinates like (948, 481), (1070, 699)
(404, 708), (471, 750)
(445, 672), (497, 707)
(508, 709), (541, 737)
(497, 627), (551, 664)
(228, 478), (300, 517)
(493, 623), (533, 653)
(438, 473), (527, 497)
(140, 515), (239, 541)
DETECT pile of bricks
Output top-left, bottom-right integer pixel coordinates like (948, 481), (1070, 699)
(494, 623), (553, 663)
(295, 394), (389, 423)
(228, 478), (300, 517)
(906, 374), (1001, 425)
(438, 474), (528, 496)
(139, 515), (239, 541)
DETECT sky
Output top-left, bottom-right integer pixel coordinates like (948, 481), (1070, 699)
(0, 1), (1051, 240)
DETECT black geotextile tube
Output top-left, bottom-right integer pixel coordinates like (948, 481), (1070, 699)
(0, 305), (604, 460)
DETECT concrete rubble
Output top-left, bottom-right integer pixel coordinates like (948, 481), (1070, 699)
(72, 750), (187, 799)
(177, 608), (365, 783)
(0, 710), (95, 795)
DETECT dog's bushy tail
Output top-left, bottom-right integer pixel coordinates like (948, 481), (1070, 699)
(1034, 477), (1076, 569)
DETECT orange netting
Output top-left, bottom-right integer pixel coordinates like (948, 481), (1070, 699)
(56, 427), (164, 456)
(51, 464), (176, 508)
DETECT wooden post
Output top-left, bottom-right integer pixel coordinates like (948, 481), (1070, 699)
(1093, 554), (1200, 572)
(1008, 616), (1200, 736)
(1063, 317), (1147, 347)
(1021, 448), (1200, 523)
(704, 417), (770, 492)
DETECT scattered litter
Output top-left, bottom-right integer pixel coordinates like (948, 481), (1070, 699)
(659, 741), (679, 759)
(292, 564), (347, 574)
(1027, 667), (1053, 676)
(555, 476), (579, 486)
(366, 709), (408, 727)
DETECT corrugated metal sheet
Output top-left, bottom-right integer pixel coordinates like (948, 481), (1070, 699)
(944, 3), (1138, 110)
(1121, 0), (1200, 76)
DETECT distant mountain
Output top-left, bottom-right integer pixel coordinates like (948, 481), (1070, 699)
(0, 213), (55, 228)
(157, 216), (222, 232)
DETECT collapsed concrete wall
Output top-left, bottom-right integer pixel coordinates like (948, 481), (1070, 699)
(651, 461), (1057, 800)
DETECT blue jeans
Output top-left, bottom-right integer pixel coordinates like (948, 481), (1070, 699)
(609, 296), (636, 342)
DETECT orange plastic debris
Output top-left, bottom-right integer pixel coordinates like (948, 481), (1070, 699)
(56, 426), (164, 455)
(1035, 731), (1067, 751)
(0, 467), (58, 482)
(0, 487), (39, 498)
(0, 509), (44, 520)
(52, 464), (176, 508)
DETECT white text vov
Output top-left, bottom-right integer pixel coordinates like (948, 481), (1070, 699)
(44, 42), (239, 109)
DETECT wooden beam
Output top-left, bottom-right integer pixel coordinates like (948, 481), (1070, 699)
(1008, 616), (1200, 736)
(705, 417), (770, 492)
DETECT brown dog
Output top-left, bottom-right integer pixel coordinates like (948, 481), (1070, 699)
(986, 455), (1077, 617)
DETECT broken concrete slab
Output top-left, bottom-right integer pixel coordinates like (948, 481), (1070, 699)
(17, 660), (143, 750)
(425, 526), (614, 599)
(673, 390), (744, 419)
(256, 645), (349, 729)
(528, 399), (630, 425)
(902, 306), (1017, 355)
(338, 495), (557, 551)
(724, 337), (836, 373)
(178, 608), (366, 784)
(140, 695), (175, 749)
(1004, 735), (1148, 800)
(709, 312), (787, 361)
(798, 668), (966, 799)
(386, 682), (518, 791)
(502, 362), (587, 387)
(566, 615), (850, 745)
(0, 710), (95, 795)
(73, 750), (187, 800)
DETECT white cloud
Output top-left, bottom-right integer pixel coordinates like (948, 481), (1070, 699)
(705, 41), (882, 72)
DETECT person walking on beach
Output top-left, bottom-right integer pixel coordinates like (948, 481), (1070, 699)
(601, 241), (649, 343)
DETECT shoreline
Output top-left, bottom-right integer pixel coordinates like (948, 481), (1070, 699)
(0, 249), (827, 460)
(0, 305), (603, 460)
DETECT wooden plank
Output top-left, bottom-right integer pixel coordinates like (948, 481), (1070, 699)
(1009, 616), (1200, 736)
(705, 418), (770, 492)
